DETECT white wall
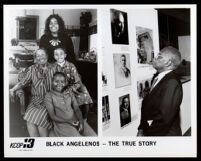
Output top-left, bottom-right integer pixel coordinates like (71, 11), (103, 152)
(178, 35), (191, 61)
(180, 81), (191, 135)
(101, 8), (159, 136)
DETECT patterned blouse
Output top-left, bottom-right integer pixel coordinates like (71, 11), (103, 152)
(51, 61), (93, 105)
(51, 61), (81, 92)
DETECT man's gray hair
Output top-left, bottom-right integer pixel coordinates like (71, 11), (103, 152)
(161, 46), (182, 69)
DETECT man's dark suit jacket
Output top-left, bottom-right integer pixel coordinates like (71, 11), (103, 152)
(138, 71), (183, 136)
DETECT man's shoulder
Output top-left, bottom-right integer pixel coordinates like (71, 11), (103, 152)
(160, 72), (182, 90)
(164, 71), (182, 84)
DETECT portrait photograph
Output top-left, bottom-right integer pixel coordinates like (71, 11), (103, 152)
(4, 4), (196, 158)
(7, 8), (98, 138)
(102, 95), (110, 127)
(113, 53), (131, 88)
(119, 94), (131, 127)
(136, 26), (154, 64)
(137, 78), (152, 100)
(110, 9), (129, 45)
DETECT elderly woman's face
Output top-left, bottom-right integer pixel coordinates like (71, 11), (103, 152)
(35, 50), (48, 65)
(49, 18), (59, 33)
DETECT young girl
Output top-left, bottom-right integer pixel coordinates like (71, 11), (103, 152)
(51, 48), (93, 122)
(44, 72), (84, 137)
(10, 49), (53, 137)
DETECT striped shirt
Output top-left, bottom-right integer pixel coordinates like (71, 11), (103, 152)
(20, 63), (53, 97)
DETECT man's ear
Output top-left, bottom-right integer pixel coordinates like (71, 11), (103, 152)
(165, 59), (172, 67)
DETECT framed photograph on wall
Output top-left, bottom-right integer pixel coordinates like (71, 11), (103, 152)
(102, 95), (110, 127)
(137, 78), (152, 100)
(119, 94), (131, 127)
(102, 54), (108, 88)
(113, 53), (131, 88)
(136, 26), (154, 65)
(110, 9), (129, 45)
(102, 72), (108, 87)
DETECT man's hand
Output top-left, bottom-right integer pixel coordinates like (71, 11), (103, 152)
(137, 129), (144, 136)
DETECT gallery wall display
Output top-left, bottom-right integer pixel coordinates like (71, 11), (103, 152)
(110, 9), (129, 45)
(137, 78), (152, 100)
(101, 8), (160, 137)
(113, 53), (131, 88)
(102, 95), (110, 127)
(136, 26), (154, 64)
(119, 94), (131, 127)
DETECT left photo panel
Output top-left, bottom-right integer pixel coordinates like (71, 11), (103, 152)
(5, 7), (98, 138)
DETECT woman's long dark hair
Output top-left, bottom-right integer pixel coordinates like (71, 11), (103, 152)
(44, 14), (67, 37)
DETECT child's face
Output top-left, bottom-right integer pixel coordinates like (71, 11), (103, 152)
(52, 74), (66, 92)
(54, 49), (66, 63)
(35, 50), (48, 65)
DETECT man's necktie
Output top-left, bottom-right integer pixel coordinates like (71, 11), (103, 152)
(150, 73), (159, 91)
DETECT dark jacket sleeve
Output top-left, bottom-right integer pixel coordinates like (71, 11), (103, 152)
(138, 112), (149, 131)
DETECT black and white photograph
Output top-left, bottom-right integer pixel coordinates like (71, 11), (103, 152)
(4, 5), (196, 158)
(110, 9), (129, 45)
(102, 54), (108, 87)
(136, 26), (154, 64)
(137, 78), (152, 100)
(7, 8), (98, 138)
(102, 95), (110, 127)
(113, 53), (131, 88)
(102, 72), (108, 87)
(119, 94), (131, 127)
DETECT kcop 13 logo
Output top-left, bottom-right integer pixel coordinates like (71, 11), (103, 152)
(10, 138), (35, 148)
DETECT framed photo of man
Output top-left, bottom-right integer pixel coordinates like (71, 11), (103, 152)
(102, 95), (110, 127)
(113, 53), (131, 88)
(119, 94), (131, 127)
(110, 9), (129, 45)
(136, 26), (154, 65)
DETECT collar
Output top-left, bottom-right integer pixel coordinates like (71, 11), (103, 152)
(57, 61), (66, 67)
(51, 89), (70, 97)
(157, 70), (172, 80)
(153, 70), (172, 87)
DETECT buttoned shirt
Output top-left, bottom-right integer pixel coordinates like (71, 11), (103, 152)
(153, 70), (172, 88)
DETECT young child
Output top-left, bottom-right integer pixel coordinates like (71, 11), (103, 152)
(51, 48), (93, 122)
(44, 72), (84, 137)
(9, 49), (53, 137)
